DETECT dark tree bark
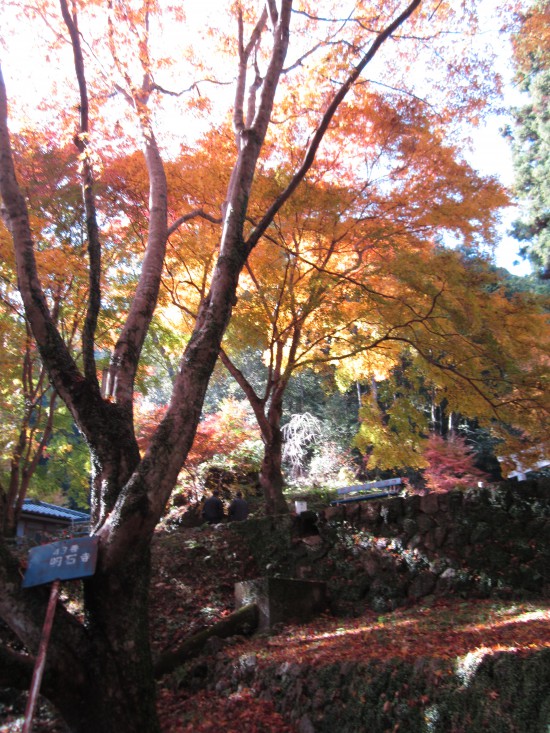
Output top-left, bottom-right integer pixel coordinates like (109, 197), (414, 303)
(220, 349), (290, 514)
(258, 387), (289, 515)
(154, 603), (259, 678)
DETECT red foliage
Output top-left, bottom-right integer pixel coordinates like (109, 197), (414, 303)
(187, 399), (259, 468)
(154, 596), (549, 732)
(135, 402), (168, 453)
(223, 599), (550, 669)
(136, 398), (259, 468)
(423, 434), (488, 493)
(159, 689), (298, 733)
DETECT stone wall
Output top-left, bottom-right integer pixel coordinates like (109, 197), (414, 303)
(175, 482), (550, 733)
(229, 480), (549, 613)
(315, 479), (550, 611)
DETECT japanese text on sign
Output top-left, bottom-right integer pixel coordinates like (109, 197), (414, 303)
(48, 544), (91, 568)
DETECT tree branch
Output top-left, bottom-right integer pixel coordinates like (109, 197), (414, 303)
(0, 64), (91, 419)
(107, 78), (168, 414)
(246, 0), (423, 250)
(59, 0), (102, 385)
(154, 603), (258, 678)
(167, 208), (222, 238)
(234, 7), (268, 137)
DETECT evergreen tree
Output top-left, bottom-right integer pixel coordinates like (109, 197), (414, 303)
(509, 1), (550, 278)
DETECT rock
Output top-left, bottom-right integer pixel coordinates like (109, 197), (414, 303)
(235, 577), (328, 630)
(420, 493), (440, 515)
(238, 653), (257, 673)
(298, 714), (316, 733)
(408, 571), (437, 599)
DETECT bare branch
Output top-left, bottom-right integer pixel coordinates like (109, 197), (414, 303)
(246, 0), (423, 250)
(234, 7), (268, 137)
(219, 349), (270, 434)
(167, 208), (222, 238)
(249, 0), (292, 137)
(266, 0), (279, 28)
(59, 0), (101, 385)
(152, 78), (234, 96)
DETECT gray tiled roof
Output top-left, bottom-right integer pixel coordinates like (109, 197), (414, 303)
(22, 499), (90, 522)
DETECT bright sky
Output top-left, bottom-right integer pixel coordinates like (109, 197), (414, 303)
(467, 111), (531, 276)
(461, 5), (532, 277)
(0, 0), (532, 277)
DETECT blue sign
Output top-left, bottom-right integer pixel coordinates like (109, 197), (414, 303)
(23, 536), (99, 588)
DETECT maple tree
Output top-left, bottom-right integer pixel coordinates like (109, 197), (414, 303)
(422, 433), (488, 492)
(0, 1), (528, 732)
(219, 136), (514, 507)
(345, 246), (550, 475)
(223, 204), (549, 503)
(136, 396), (260, 488)
(0, 135), (95, 534)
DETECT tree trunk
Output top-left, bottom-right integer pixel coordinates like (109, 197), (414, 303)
(219, 350), (289, 514)
(154, 603), (258, 678)
(260, 436), (288, 515)
(259, 393), (289, 515)
(1, 429), (26, 537)
(77, 553), (157, 733)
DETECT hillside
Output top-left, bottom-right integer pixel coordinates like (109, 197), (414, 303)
(1, 483), (549, 732)
(148, 504), (550, 733)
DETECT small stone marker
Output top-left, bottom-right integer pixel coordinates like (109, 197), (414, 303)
(295, 501), (308, 514)
(235, 577), (327, 630)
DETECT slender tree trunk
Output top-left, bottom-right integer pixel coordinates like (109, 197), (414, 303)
(219, 350), (289, 514)
(259, 393), (289, 515)
(1, 430), (26, 536)
(1, 390), (57, 537)
(260, 428), (288, 514)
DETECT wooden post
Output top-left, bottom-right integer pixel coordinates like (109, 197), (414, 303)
(23, 579), (61, 733)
